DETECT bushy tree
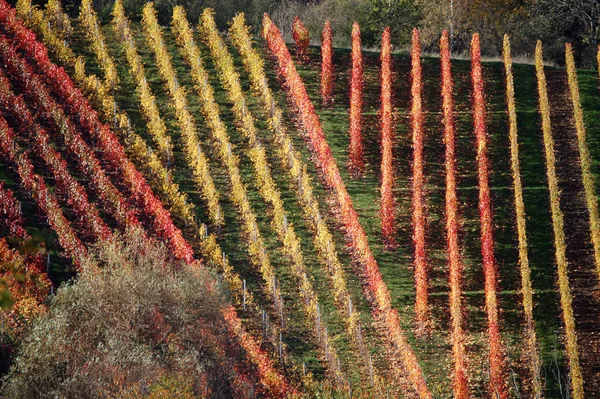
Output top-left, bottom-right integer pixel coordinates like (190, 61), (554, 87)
(1, 229), (256, 398)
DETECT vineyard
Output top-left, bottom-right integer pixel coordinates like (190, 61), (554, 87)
(1, 0), (600, 397)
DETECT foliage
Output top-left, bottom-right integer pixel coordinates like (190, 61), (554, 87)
(112, 0), (174, 162)
(365, 0), (421, 46)
(202, 8), (348, 387)
(0, 0), (195, 263)
(535, 40), (584, 399)
(439, 30), (469, 399)
(122, 0), (223, 227)
(470, 33), (507, 399)
(0, 71), (112, 243)
(409, 28), (428, 334)
(0, 115), (90, 268)
(348, 22), (364, 177)
(0, 27), (140, 236)
(229, 14), (380, 388)
(0, 228), (260, 398)
(79, 0), (119, 89)
(320, 20), (333, 106)
(264, 15), (431, 398)
(379, 26), (396, 249)
(502, 34), (542, 399)
(564, 43), (600, 281)
(171, 4), (287, 350)
(0, 238), (50, 376)
(292, 15), (309, 59)
(531, 0), (600, 67)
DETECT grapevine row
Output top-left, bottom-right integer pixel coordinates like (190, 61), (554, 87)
(263, 15), (432, 398)
(535, 40), (583, 399)
(348, 22), (364, 176)
(200, 8), (348, 386)
(440, 31), (470, 399)
(410, 28), (429, 332)
(229, 13), (381, 387)
(470, 33), (507, 399)
(564, 43), (600, 280)
(0, 183), (27, 239)
(379, 27), (396, 248)
(321, 20), (333, 106)
(502, 34), (542, 398)
(43, 0), (71, 40)
(292, 16), (309, 60)
(0, 0), (195, 263)
(78, 0), (118, 89)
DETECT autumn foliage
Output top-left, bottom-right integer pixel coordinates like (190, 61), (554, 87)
(348, 22), (364, 176)
(535, 40), (584, 399)
(410, 28), (429, 332)
(379, 27), (396, 249)
(0, 116), (89, 268)
(264, 15), (432, 398)
(440, 30), (470, 399)
(200, 8), (346, 385)
(471, 33), (507, 399)
(229, 14), (379, 387)
(565, 43), (600, 280)
(292, 16), (309, 60)
(0, 1), (195, 263)
(0, 70), (112, 243)
(502, 34), (542, 398)
(321, 20), (333, 106)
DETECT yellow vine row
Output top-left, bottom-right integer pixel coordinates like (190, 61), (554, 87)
(16, 0), (78, 68)
(200, 8), (349, 388)
(228, 13), (382, 389)
(78, 0), (118, 89)
(110, 0), (174, 164)
(169, 5), (287, 332)
(565, 43), (600, 281)
(20, 3), (296, 387)
(502, 34), (542, 398)
(44, 0), (71, 40)
(535, 41), (583, 399)
(122, 1), (222, 227)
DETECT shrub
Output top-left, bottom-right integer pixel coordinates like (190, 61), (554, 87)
(1, 229), (255, 398)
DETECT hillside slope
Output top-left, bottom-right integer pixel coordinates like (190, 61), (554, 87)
(1, 0), (600, 397)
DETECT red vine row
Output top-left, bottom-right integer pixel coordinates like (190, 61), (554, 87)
(0, 69), (112, 242)
(320, 20), (333, 106)
(348, 22), (364, 176)
(471, 33), (507, 399)
(0, 116), (89, 268)
(440, 30), (470, 399)
(379, 26), (396, 249)
(0, 182), (27, 239)
(410, 28), (429, 332)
